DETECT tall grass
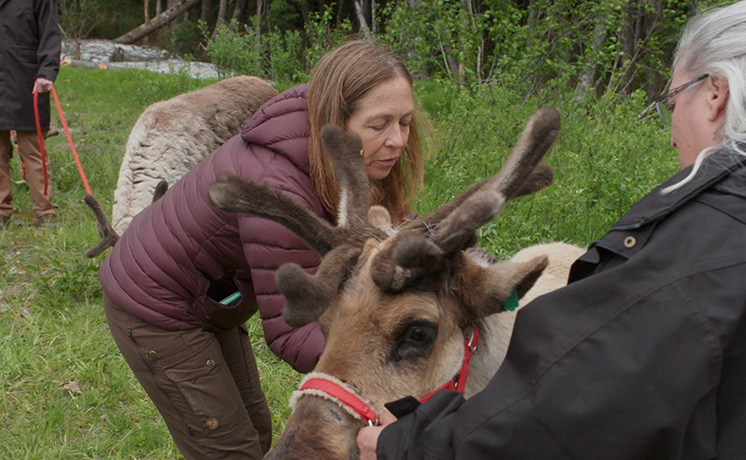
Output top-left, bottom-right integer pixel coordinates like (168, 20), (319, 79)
(0, 67), (678, 458)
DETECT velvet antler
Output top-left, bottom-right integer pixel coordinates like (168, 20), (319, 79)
(85, 180), (169, 258)
(208, 124), (385, 326)
(370, 108), (560, 292)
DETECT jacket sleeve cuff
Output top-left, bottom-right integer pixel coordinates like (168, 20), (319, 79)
(378, 390), (465, 460)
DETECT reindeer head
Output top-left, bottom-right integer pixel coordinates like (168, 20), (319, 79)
(208, 108), (560, 460)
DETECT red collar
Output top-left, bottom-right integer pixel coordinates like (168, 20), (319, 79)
(295, 327), (479, 425)
(420, 326), (479, 402)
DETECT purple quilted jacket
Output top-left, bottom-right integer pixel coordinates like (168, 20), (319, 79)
(99, 84), (326, 373)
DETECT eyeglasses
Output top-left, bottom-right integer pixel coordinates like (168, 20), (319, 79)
(655, 74), (709, 126)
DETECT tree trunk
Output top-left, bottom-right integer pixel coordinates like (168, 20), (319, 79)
(211, 0), (229, 39)
(619, 0), (641, 96)
(300, 2), (310, 27)
(156, 0), (163, 15)
(335, 0), (344, 28)
(255, 0), (263, 54)
(231, 0), (248, 21)
(114, 0), (202, 44)
(575, 21), (608, 102)
(354, 0), (371, 39)
(144, 0), (150, 21)
(201, 0), (212, 23)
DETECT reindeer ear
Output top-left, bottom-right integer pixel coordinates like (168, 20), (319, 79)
(368, 205), (393, 233)
(451, 254), (548, 323)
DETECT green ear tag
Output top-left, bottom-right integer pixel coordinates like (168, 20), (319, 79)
(503, 290), (520, 312)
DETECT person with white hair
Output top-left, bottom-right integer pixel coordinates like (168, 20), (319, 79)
(359, 2), (746, 458)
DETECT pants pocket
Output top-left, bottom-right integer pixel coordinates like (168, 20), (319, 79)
(163, 349), (245, 432)
(131, 327), (246, 438)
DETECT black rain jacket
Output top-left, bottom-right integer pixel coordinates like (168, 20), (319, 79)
(379, 150), (746, 460)
(0, 0), (61, 131)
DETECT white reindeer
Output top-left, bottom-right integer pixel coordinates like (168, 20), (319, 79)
(85, 75), (277, 257)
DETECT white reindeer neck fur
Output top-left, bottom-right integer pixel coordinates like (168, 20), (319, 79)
(465, 241), (585, 397)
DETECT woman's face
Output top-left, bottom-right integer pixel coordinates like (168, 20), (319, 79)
(346, 76), (415, 181)
(669, 69), (727, 168)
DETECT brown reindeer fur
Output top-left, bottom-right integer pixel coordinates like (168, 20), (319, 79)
(208, 110), (578, 460)
(320, 125), (370, 230)
(450, 252), (549, 326)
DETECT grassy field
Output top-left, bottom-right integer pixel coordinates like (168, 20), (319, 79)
(0, 66), (678, 459)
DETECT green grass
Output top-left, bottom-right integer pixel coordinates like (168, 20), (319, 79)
(0, 67), (679, 458)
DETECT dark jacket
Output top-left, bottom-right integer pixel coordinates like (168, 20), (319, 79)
(379, 150), (746, 459)
(0, 0), (61, 131)
(99, 84), (327, 373)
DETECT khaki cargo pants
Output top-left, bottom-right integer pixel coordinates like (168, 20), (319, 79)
(104, 293), (272, 459)
(0, 130), (57, 219)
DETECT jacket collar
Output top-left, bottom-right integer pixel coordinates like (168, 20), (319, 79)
(611, 150), (746, 231)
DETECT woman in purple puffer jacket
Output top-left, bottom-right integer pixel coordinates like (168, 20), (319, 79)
(99, 39), (429, 460)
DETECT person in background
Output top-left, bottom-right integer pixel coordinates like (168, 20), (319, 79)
(358, 1), (746, 459)
(0, 0), (61, 228)
(99, 39), (429, 460)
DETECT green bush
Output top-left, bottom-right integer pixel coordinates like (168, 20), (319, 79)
(204, 20), (263, 79)
(266, 28), (306, 83)
(169, 19), (204, 58)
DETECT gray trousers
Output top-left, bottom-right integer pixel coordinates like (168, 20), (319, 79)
(104, 293), (272, 459)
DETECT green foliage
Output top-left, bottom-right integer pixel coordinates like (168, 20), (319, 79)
(201, 6), (355, 83)
(267, 0), (305, 31)
(170, 19), (204, 58)
(266, 28), (307, 83)
(87, 0), (146, 39)
(376, 0), (731, 97)
(302, 4), (354, 73)
(57, 0), (109, 40)
(204, 19), (264, 79)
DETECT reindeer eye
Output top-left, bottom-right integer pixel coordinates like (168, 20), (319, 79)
(391, 320), (437, 362)
(404, 325), (432, 345)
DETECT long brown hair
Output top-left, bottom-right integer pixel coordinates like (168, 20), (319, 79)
(306, 39), (429, 224)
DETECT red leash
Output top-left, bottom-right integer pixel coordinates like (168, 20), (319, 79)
(33, 87), (93, 196)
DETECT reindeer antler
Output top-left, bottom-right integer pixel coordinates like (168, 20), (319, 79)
(208, 124), (385, 326)
(84, 194), (120, 258)
(371, 108), (560, 291)
(85, 180), (168, 258)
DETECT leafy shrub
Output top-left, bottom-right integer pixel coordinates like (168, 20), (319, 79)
(303, 4), (353, 73)
(204, 19), (263, 79)
(169, 20), (203, 58)
(266, 28), (306, 83)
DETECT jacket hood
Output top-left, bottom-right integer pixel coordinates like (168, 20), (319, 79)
(241, 83), (311, 175)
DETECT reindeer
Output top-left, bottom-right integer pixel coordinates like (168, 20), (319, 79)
(208, 108), (583, 460)
(84, 75), (277, 257)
